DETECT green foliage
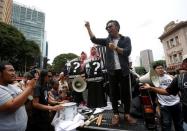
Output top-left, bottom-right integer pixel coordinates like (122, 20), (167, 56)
(0, 22), (41, 72)
(47, 63), (52, 70)
(18, 40), (41, 72)
(135, 66), (147, 76)
(52, 53), (78, 73)
(0, 22), (25, 62)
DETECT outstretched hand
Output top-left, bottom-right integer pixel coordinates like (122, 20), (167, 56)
(140, 83), (152, 90)
(51, 105), (64, 111)
(84, 21), (95, 38)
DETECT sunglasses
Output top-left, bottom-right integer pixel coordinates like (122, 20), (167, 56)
(48, 75), (52, 77)
(106, 25), (113, 30)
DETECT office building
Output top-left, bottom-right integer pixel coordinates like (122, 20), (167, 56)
(12, 2), (46, 67)
(140, 49), (154, 72)
(159, 20), (187, 72)
(0, 0), (12, 24)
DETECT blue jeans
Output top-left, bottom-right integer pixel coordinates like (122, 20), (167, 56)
(160, 103), (184, 131)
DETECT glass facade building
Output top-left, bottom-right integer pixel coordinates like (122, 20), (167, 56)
(12, 2), (46, 67)
(140, 49), (154, 72)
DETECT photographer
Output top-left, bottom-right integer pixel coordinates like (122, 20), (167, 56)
(0, 62), (36, 131)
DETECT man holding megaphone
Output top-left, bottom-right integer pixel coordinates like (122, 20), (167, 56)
(141, 55), (187, 131)
(143, 62), (183, 131)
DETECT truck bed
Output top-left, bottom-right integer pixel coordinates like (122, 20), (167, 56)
(77, 110), (160, 131)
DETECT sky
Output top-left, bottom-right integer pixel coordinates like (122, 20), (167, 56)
(14, 0), (187, 66)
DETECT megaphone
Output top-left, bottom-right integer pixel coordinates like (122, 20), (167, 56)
(72, 76), (87, 92)
(139, 69), (159, 87)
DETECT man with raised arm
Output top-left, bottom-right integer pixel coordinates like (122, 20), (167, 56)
(85, 20), (136, 126)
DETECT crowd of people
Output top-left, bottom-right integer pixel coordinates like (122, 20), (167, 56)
(141, 55), (187, 131)
(1, 19), (187, 131)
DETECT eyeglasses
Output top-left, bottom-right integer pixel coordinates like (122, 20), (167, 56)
(48, 75), (52, 77)
(155, 67), (163, 70)
(106, 25), (113, 30)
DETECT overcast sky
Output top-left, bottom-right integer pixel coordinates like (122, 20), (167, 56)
(14, 0), (187, 66)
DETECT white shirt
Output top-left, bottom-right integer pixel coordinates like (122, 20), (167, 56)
(157, 74), (180, 106)
(113, 38), (121, 70)
(0, 84), (27, 131)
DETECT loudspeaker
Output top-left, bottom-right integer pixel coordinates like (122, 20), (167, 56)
(72, 76), (87, 92)
(139, 69), (159, 87)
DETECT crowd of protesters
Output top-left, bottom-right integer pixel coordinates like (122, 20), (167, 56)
(1, 19), (187, 131)
(1, 54), (187, 131)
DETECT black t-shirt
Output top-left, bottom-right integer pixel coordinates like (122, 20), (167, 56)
(166, 77), (179, 96)
(183, 104), (187, 123)
(34, 84), (49, 105)
(32, 84), (50, 122)
(166, 73), (187, 122)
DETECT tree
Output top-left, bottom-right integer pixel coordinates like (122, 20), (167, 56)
(135, 66), (147, 76)
(0, 22), (25, 62)
(47, 63), (52, 70)
(0, 22), (41, 72)
(52, 53), (78, 73)
(18, 40), (41, 72)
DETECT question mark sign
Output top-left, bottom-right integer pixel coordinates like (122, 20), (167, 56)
(93, 62), (100, 75)
(73, 62), (80, 73)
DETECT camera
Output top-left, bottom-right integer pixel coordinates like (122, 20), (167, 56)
(29, 67), (37, 79)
